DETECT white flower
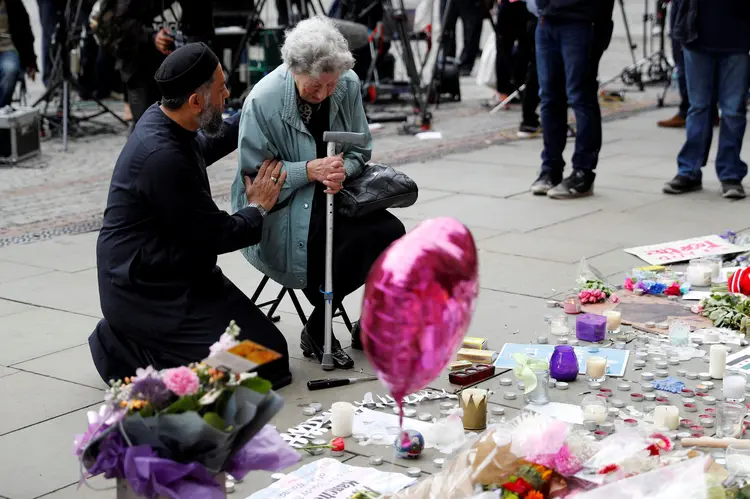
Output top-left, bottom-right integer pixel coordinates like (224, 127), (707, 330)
(209, 332), (240, 356)
(133, 365), (158, 381)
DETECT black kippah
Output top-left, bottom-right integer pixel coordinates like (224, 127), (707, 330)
(154, 42), (220, 99)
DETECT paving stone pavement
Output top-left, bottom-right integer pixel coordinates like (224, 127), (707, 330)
(1, 105), (748, 498)
(3, 3), (743, 498)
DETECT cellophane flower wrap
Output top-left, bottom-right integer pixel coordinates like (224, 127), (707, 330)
(388, 414), (595, 499)
(576, 258), (618, 304)
(74, 321), (300, 498)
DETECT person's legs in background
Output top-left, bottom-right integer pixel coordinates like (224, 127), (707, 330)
(439, 0), (459, 61)
(0, 50), (21, 108)
(456, 0), (483, 75)
(666, 48), (717, 194)
(126, 73), (161, 125)
(531, 20), (568, 195)
(36, 0), (58, 86)
(546, 22), (598, 199)
(518, 15), (540, 137)
(494, 0), (527, 104)
(714, 52), (749, 199)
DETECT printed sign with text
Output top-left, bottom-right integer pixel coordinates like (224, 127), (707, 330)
(624, 235), (745, 265)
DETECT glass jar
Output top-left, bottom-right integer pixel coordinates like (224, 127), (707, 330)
(525, 368), (550, 405)
(686, 258), (712, 287)
(549, 315), (571, 336)
(550, 345), (579, 382)
(581, 394), (608, 424)
(563, 294), (581, 314)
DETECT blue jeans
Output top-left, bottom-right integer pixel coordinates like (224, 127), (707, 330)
(677, 49), (750, 183)
(37, 0), (58, 86)
(0, 50), (21, 108)
(536, 19), (602, 174)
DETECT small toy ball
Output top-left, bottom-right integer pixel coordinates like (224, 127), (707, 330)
(394, 429), (424, 459)
(728, 268), (750, 295)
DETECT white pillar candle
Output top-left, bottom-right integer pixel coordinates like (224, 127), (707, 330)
(604, 311), (621, 331)
(724, 372), (747, 400)
(330, 402), (355, 437)
(653, 405), (680, 430)
(583, 404), (607, 423)
(709, 345), (727, 379)
(586, 356), (607, 380)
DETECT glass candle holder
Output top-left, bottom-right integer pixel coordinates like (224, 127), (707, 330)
(723, 371), (748, 402)
(669, 321), (690, 347)
(549, 315), (571, 336)
(586, 355), (608, 382)
(582, 394), (608, 424)
(525, 368), (550, 406)
(563, 294), (581, 314)
(716, 401), (747, 439)
(686, 258), (712, 287)
(604, 310), (621, 335)
(550, 345), (579, 382)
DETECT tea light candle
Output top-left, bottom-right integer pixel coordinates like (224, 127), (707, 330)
(586, 356), (608, 381)
(642, 383), (654, 392)
(611, 399), (625, 408)
(680, 419), (694, 428)
(604, 310), (621, 332)
(686, 372), (699, 379)
(631, 393), (644, 402)
(634, 359), (646, 368)
(700, 372), (713, 381)
(599, 388), (612, 397)
(654, 405), (680, 430)
(677, 369), (687, 377)
(641, 372), (655, 381)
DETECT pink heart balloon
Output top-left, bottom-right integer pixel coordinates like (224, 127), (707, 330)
(360, 217), (479, 409)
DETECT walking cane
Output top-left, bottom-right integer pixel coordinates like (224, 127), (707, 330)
(320, 131), (368, 371)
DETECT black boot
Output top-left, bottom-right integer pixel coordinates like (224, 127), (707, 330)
(350, 321), (363, 350)
(300, 326), (354, 369)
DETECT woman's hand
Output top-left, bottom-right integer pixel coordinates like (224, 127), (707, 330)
(307, 154), (346, 193)
(244, 159), (287, 212)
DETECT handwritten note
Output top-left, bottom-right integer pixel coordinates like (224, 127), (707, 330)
(624, 235), (744, 265)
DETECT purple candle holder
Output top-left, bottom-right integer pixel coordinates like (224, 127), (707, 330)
(550, 345), (579, 382)
(576, 313), (607, 342)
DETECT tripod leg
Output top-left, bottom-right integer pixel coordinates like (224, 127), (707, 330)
(63, 80), (69, 152)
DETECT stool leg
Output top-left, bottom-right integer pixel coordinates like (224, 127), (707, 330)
(250, 275), (269, 303)
(338, 306), (353, 333)
(287, 289), (308, 326)
(265, 287), (286, 323)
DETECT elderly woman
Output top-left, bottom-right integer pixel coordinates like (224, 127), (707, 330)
(231, 17), (406, 369)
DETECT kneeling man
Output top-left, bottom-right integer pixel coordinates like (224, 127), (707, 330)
(89, 43), (292, 388)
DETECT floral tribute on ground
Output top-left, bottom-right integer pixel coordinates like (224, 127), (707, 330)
(73, 321), (300, 498)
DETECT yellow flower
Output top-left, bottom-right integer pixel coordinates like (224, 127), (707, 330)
(541, 469), (552, 481)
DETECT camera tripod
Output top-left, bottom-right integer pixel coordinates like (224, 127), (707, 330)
(32, 0), (128, 151)
(284, 0), (326, 25)
(600, 0), (672, 103)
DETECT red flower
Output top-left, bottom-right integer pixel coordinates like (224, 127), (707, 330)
(597, 464), (620, 475)
(330, 438), (345, 452)
(646, 444), (660, 456)
(504, 478), (532, 495)
(664, 283), (682, 296)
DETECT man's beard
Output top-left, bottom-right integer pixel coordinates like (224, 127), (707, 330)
(198, 103), (224, 138)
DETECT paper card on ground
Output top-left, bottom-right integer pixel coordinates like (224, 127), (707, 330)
(353, 407), (434, 446)
(246, 458), (416, 499)
(623, 235), (744, 265)
(494, 344), (629, 377)
(681, 291), (712, 301)
(726, 345), (750, 372)
(202, 340), (282, 372)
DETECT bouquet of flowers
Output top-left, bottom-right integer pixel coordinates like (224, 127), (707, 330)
(73, 321), (300, 498)
(577, 258), (618, 304)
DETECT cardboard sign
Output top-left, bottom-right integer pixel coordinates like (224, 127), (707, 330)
(624, 235), (745, 265)
(202, 340), (282, 373)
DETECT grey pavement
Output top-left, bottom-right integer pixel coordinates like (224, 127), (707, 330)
(1, 105), (749, 498)
(1, 2), (746, 498)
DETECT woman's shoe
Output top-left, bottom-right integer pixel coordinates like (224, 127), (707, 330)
(300, 328), (354, 369)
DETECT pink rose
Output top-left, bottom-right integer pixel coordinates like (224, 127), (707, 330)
(610, 295), (620, 304)
(163, 366), (200, 396)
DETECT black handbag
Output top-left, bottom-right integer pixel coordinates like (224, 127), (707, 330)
(337, 163), (418, 218)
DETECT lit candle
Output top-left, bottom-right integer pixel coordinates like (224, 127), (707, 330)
(709, 345), (727, 380)
(604, 310), (621, 332)
(654, 405), (680, 430)
(586, 356), (607, 381)
(583, 404), (607, 423)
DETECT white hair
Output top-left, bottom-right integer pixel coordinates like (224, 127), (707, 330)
(281, 16), (355, 76)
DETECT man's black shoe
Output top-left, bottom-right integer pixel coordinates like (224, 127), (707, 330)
(350, 321), (363, 350)
(547, 169), (595, 199)
(722, 181), (746, 200)
(663, 175), (702, 195)
(300, 327), (354, 369)
(530, 172), (562, 195)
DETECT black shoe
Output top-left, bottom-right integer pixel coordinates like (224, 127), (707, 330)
(547, 169), (595, 199)
(530, 171), (562, 195)
(350, 321), (363, 350)
(459, 66), (473, 77)
(517, 123), (541, 138)
(663, 175), (702, 195)
(300, 328), (354, 369)
(722, 181), (746, 199)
